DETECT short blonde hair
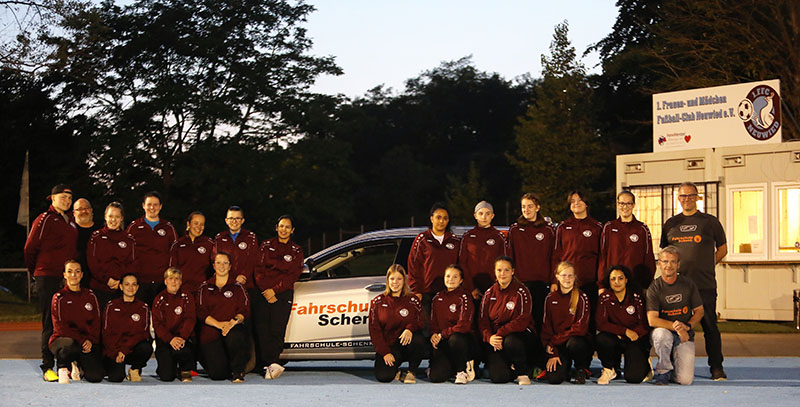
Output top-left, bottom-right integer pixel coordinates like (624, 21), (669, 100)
(164, 267), (182, 279)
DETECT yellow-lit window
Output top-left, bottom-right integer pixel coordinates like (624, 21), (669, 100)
(630, 186), (662, 256)
(777, 186), (800, 254)
(730, 190), (764, 254)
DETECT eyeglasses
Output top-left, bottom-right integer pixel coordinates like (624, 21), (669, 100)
(617, 202), (634, 207)
(226, 217), (244, 221)
(678, 194), (699, 200)
(658, 259), (679, 265)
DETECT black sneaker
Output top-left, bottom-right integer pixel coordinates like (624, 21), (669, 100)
(232, 372), (245, 383)
(711, 367), (727, 381)
(574, 369), (586, 384)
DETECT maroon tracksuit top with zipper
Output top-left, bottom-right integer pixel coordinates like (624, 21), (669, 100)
(50, 287), (101, 346)
(541, 289), (590, 357)
(102, 298), (151, 359)
(595, 290), (648, 338)
(478, 279), (534, 342)
(459, 226), (506, 294)
(196, 277), (250, 344)
(152, 289), (196, 342)
(169, 235), (215, 294)
(256, 237), (304, 295)
(87, 227), (135, 294)
(407, 230), (460, 295)
(214, 229), (259, 289)
(126, 217), (177, 283)
(597, 216), (656, 291)
(24, 206), (78, 278)
(430, 286), (474, 338)
(553, 216), (603, 285)
(507, 219), (556, 283)
(368, 294), (424, 356)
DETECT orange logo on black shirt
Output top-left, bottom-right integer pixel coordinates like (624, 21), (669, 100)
(682, 306), (689, 314)
(693, 235), (702, 243)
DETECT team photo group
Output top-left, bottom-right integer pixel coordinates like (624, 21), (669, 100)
(24, 181), (728, 386)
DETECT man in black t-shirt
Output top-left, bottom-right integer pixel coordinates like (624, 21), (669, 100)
(660, 182), (728, 380)
(647, 246), (704, 385)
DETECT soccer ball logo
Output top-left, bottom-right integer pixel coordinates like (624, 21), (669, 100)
(737, 99), (753, 121)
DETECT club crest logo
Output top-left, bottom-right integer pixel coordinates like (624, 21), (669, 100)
(629, 234), (639, 242)
(131, 313), (141, 322)
(284, 254), (293, 262)
(445, 243), (455, 250)
(224, 290), (233, 298)
(583, 230), (593, 238)
(84, 302), (93, 311)
(737, 84), (781, 141)
(157, 229), (166, 236)
(506, 301), (515, 310)
(238, 242), (248, 250)
(535, 232), (544, 241)
(174, 306), (183, 315)
(197, 246), (206, 254)
(449, 303), (457, 313)
(626, 305), (636, 315)
(118, 241), (127, 249)
(486, 239), (496, 246)
(399, 308), (409, 317)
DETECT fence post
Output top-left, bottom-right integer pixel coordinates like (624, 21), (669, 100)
(307, 237), (312, 255)
(383, 220), (387, 230)
(322, 232), (326, 249)
(411, 216), (414, 227)
(360, 224), (364, 234)
(339, 228), (343, 243)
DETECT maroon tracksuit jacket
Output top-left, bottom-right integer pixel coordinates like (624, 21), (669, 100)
(407, 230), (460, 295)
(541, 289), (590, 357)
(430, 287), (474, 338)
(24, 206), (78, 277)
(368, 294), (424, 356)
(256, 238), (304, 295)
(595, 290), (648, 338)
(102, 298), (151, 359)
(152, 289), (196, 342)
(126, 217), (177, 284)
(478, 279), (534, 342)
(214, 229), (259, 289)
(459, 226), (506, 294)
(87, 227), (135, 294)
(169, 235), (214, 294)
(597, 217), (656, 291)
(553, 217), (603, 285)
(507, 219), (555, 283)
(196, 278), (250, 344)
(50, 287), (101, 346)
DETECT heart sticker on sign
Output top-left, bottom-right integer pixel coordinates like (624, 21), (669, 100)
(684, 135), (692, 143)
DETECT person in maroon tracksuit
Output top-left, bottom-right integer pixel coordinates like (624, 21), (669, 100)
(214, 206), (259, 290)
(507, 193), (555, 338)
(459, 201), (506, 301)
(479, 256), (537, 385)
(102, 273), (153, 382)
(542, 261), (591, 384)
(429, 265), (476, 384)
(553, 191), (602, 332)
(597, 191), (656, 295)
(197, 252), (250, 383)
(595, 265), (651, 384)
(169, 211), (214, 296)
(87, 202), (135, 308)
(126, 191), (178, 305)
(49, 260), (103, 383)
(369, 264), (426, 383)
(407, 203), (460, 319)
(24, 184), (78, 381)
(254, 215), (304, 380)
(152, 267), (196, 382)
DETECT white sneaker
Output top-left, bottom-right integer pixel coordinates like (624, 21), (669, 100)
(597, 367), (617, 385)
(268, 363), (285, 379)
(516, 375), (531, 385)
(70, 361), (81, 381)
(465, 360), (475, 382)
(58, 368), (70, 384)
(454, 371), (468, 384)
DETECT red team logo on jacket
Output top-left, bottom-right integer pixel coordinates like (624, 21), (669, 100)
(238, 242), (248, 250)
(197, 246), (206, 254)
(445, 243), (455, 250)
(399, 308), (409, 317)
(629, 234), (639, 242)
(131, 313), (141, 322)
(505, 301), (515, 310)
(85, 302), (93, 311)
(583, 230), (593, 237)
(157, 229), (166, 236)
(118, 241), (127, 248)
(174, 306), (183, 315)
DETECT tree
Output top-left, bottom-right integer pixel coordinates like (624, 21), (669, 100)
(509, 21), (609, 220)
(445, 161), (488, 225)
(46, 0), (342, 197)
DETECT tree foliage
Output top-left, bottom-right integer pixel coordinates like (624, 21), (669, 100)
(510, 21), (609, 220)
(446, 161), (488, 225)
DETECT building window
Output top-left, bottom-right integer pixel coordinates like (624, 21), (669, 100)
(776, 184), (800, 255)
(727, 185), (766, 259)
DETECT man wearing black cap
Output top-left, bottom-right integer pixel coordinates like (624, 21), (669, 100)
(24, 184), (79, 382)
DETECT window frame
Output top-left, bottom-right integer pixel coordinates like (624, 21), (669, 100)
(726, 183), (768, 261)
(771, 181), (800, 261)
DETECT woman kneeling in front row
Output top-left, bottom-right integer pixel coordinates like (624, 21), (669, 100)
(369, 264), (426, 383)
(102, 273), (153, 382)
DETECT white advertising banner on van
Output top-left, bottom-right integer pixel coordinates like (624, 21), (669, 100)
(652, 79), (781, 152)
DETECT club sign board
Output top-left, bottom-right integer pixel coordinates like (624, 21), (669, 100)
(653, 80), (781, 152)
